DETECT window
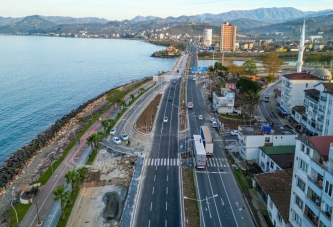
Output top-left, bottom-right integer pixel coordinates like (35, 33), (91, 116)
(319, 221), (327, 227)
(277, 212), (283, 223)
(269, 199), (273, 208)
(324, 181), (333, 197)
(297, 178), (306, 191)
(306, 147), (310, 155)
(270, 161), (274, 169)
(265, 137), (270, 143)
(293, 212), (302, 226)
(306, 83), (308, 88)
(261, 151), (265, 157)
(300, 143), (305, 151)
(295, 195), (303, 209)
(299, 159), (308, 173)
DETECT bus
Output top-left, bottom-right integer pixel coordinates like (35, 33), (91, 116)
(200, 126), (213, 155)
(193, 135), (206, 168)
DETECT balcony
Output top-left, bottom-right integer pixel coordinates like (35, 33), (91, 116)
(304, 205), (319, 226)
(284, 85), (292, 92)
(311, 157), (333, 178)
(284, 92), (291, 99)
(307, 175), (323, 190)
(320, 209), (332, 221)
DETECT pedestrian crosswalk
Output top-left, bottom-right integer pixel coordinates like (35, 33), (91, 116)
(206, 158), (229, 168)
(144, 157), (229, 168)
(145, 158), (180, 166)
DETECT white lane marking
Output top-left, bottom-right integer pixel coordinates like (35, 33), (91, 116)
(148, 220), (150, 227)
(177, 159), (180, 166)
(164, 158), (166, 165)
(221, 198), (225, 206)
(167, 175), (168, 181)
(166, 187), (168, 194)
(157, 159), (160, 165)
(165, 220), (167, 227)
(166, 201), (168, 210)
(152, 187), (154, 194)
(167, 159), (169, 166)
(154, 175), (156, 181)
(150, 202), (152, 211)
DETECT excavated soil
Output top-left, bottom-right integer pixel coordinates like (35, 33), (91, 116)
(136, 94), (162, 133)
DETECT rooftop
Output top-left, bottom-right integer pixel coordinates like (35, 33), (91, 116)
(304, 89), (320, 100)
(260, 146), (295, 169)
(292, 105), (306, 114)
(308, 136), (333, 161)
(283, 73), (320, 80)
(254, 170), (292, 223)
(239, 123), (296, 136)
(323, 82), (333, 93)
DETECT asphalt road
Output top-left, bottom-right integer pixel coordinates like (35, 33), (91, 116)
(186, 74), (256, 227)
(134, 54), (189, 227)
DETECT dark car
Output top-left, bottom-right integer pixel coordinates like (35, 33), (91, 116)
(168, 97), (173, 101)
(170, 86), (174, 90)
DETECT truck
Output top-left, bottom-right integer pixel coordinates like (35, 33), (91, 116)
(200, 126), (214, 155)
(193, 135), (206, 168)
(188, 102), (193, 109)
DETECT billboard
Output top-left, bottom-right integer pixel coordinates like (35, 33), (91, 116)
(192, 67), (198, 72)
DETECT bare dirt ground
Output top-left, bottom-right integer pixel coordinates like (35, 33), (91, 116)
(135, 94), (162, 133)
(218, 116), (257, 130)
(67, 150), (137, 227)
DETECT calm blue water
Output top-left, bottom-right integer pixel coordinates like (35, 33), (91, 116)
(0, 36), (177, 165)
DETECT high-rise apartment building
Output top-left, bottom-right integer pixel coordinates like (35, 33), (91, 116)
(220, 22), (237, 52)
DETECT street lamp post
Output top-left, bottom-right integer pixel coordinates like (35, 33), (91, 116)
(10, 189), (18, 227)
(184, 194), (218, 202)
(47, 152), (55, 173)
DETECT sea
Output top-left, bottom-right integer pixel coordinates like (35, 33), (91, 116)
(0, 35), (177, 165)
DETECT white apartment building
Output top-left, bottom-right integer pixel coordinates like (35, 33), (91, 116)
(203, 28), (212, 46)
(238, 123), (297, 162)
(212, 88), (235, 114)
(289, 136), (333, 227)
(254, 170), (293, 227)
(258, 146), (295, 173)
(280, 73), (321, 115)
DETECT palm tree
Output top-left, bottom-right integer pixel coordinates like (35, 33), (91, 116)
(101, 119), (109, 134)
(53, 185), (71, 220)
(130, 94), (135, 102)
(86, 134), (97, 152)
(76, 167), (87, 181)
(65, 170), (78, 189)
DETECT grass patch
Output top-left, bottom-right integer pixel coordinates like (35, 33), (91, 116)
(183, 167), (200, 227)
(85, 152), (97, 165)
(232, 167), (251, 192)
(9, 203), (32, 226)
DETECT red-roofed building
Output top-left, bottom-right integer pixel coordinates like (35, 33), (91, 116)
(289, 136), (333, 227)
(280, 73), (322, 115)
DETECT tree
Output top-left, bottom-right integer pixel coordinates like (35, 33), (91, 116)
(65, 170), (78, 189)
(242, 60), (258, 75)
(242, 91), (260, 120)
(130, 94), (135, 102)
(106, 89), (124, 107)
(86, 133), (98, 153)
(76, 167), (87, 181)
(236, 77), (259, 94)
(262, 52), (283, 77)
(53, 185), (71, 220)
(229, 64), (244, 79)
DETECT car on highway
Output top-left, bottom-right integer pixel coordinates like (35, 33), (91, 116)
(110, 128), (116, 135)
(120, 134), (129, 141)
(198, 115), (203, 120)
(170, 86), (174, 90)
(168, 97), (173, 101)
(211, 118), (216, 123)
(163, 117), (168, 123)
(112, 137), (121, 144)
(231, 130), (239, 136)
(173, 80), (176, 84)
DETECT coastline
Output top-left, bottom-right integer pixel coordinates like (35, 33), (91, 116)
(0, 77), (151, 199)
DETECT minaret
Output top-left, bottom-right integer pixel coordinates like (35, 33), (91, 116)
(296, 20), (306, 73)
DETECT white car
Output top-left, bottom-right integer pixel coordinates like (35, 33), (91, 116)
(163, 117), (168, 123)
(112, 137), (121, 144)
(198, 115), (203, 120)
(231, 130), (239, 136)
(211, 118), (216, 123)
(120, 134), (129, 141)
(110, 128), (116, 135)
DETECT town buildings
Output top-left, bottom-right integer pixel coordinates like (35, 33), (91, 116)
(203, 28), (212, 46)
(258, 146), (295, 173)
(238, 123), (297, 162)
(220, 22), (237, 52)
(212, 88), (235, 114)
(289, 136), (333, 227)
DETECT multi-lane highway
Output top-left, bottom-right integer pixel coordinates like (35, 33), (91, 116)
(134, 54), (189, 227)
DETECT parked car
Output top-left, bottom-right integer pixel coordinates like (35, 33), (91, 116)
(170, 86), (174, 90)
(112, 137), (121, 144)
(163, 117), (168, 123)
(120, 134), (128, 141)
(173, 80), (176, 84)
(168, 97), (173, 101)
(231, 130), (239, 136)
(198, 115), (203, 120)
(211, 118), (216, 123)
(110, 128), (116, 135)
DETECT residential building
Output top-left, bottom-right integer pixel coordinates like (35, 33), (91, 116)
(212, 88), (235, 114)
(289, 136), (333, 227)
(225, 79), (237, 90)
(254, 170), (293, 227)
(238, 123), (297, 162)
(258, 146), (295, 172)
(280, 73), (321, 115)
(290, 106), (306, 132)
(203, 28), (212, 46)
(220, 22), (237, 52)
(274, 89), (282, 105)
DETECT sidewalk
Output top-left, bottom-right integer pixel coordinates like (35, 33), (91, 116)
(19, 80), (154, 227)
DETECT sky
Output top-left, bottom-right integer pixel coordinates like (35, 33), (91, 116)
(1, 0), (332, 21)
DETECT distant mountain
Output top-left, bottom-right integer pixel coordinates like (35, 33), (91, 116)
(131, 15), (158, 23)
(228, 18), (271, 31)
(0, 16), (23, 27)
(0, 15), (55, 34)
(40, 16), (109, 24)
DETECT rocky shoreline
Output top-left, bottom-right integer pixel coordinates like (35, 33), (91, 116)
(0, 77), (150, 198)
